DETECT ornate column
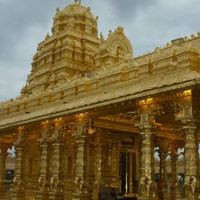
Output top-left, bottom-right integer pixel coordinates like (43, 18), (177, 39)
(72, 113), (90, 200)
(36, 121), (49, 200)
(49, 118), (64, 200)
(169, 143), (178, 200)
(11, 126), (25, 200)
(158, 142), (168, 200)
(179, 90), (198, 200)
(183, 120), (198, 200)
(0, 143), (8, 197)
(92, 131), (103, 200)
(138, 108), (157, 200)
(110, 141), (120, 189)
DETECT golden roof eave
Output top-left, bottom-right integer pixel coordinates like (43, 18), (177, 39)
(0, 77), (199, 132)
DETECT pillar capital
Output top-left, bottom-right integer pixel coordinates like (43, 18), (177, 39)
(14, 126), (25, 147)
(47, 118), (66, 143)
(75, 112), (89, 124)
(39, 120), (50, 144)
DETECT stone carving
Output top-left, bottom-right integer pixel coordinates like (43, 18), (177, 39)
(74, 177), (83, 194)
(139, 176), (151, 197)
(105, 26), (133, 58)
(185, 176), (197, 197)
(150, 180), (158, 199)
(48, 118), (65, 142)
(39, 121), (49, 143)
(74, 176), (88, 194)
(15, 126), (25, 146)
(38, 176), (47, 191)
(13, 176), (23, 190)
(49, 177), (63, 193)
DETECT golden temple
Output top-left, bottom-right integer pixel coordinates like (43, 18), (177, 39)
(0, 1), (200, 200)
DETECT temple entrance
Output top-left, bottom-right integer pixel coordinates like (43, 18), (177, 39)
(119, 151), (137, 198)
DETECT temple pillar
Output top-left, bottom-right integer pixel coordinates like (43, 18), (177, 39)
(180, 90), (198, 200)
(11, 127), (25, 200)
(158, 142), (168, 200)
(36, 121), (49, 200)
(92, 132), (103, 200)
(138, 110), (157, 200)
(183, 121), (198, 200)
(110, 141), (120, 189)
(49, 118), (64, 200)
(169, 143), (178, 200)
(72, 113), (90, 200)
(0, 143), (8, 197)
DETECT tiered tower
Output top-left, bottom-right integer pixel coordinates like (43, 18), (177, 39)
(21, 0), (133, 97)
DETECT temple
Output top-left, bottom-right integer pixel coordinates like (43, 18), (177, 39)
(0, 1), (200, 200)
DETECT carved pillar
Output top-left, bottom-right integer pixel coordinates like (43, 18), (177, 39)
(92, 132), (103, 200)
(110, 141), (120, 189)
(180, 90), (198, 200)
(184, 121), (198, 200)
(36, 121), (49, 200)
(11, 126), (25, 200)
(49, 118), (64, 200)
(158, 142), (168, 200)
(169, 143), (178, 200)
(0, 143), (8, 197)
(72, 113), (90, 200)
(138, 111), (157, 200)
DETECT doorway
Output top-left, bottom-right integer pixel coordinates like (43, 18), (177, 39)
(119, 151), (137, 197)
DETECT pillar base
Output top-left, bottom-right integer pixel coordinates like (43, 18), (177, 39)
(35, 191), (48, 200)
(72, 193), (91, 200)
(138, 197), (150, 200)
(185, 195), (196, 200)
(48, 191), (63, 200)
(11, 189), (25, 200)
(138, 193), (158, 200)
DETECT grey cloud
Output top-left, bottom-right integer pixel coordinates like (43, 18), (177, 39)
(108, 0), (155, 20)
(0, 0), (58, 59)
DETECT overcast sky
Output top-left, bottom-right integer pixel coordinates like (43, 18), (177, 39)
(0, 0), (199, 101)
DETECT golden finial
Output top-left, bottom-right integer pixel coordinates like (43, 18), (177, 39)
(74, 0), (81, 4)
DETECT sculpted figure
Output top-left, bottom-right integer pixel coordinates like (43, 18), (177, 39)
(185, 176), (197, 197)
(190, 176), (196, 195)
(50, 177), (59, 192)
(74, 177), (83, 194)
(139, 176), (145, 195)
(15, 131), (24, 146)
(38, 176), (46, 190)
(139, 176), (151, 197)
(13, 176), (22, 189)
(150, 180), (158, 199)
